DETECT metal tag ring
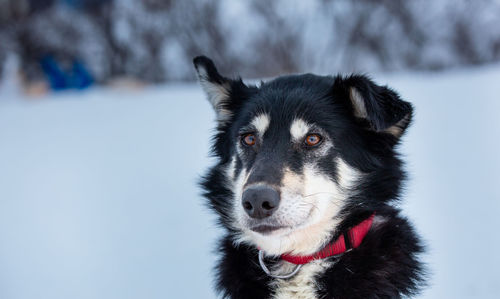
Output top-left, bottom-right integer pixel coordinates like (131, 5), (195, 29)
(258, 250), (302, 279)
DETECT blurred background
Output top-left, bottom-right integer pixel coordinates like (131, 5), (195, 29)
(0, 0), (499, 298)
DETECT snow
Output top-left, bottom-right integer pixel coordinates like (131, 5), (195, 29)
(0, 65), (499, 298)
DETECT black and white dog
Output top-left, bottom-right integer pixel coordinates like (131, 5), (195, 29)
(193, 56), (425, 298)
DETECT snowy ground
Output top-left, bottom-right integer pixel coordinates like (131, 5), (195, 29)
(0, 65), (499, 299)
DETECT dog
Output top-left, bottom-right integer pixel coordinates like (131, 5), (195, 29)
(193, 56), (425, 298)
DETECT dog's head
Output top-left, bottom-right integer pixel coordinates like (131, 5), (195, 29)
(194, 56), (412, 256)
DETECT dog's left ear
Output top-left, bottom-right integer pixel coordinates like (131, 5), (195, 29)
(334, 75), (413, 138)
(193, 56), (247, 122)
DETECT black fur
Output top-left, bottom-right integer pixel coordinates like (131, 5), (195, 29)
(195, 56), (425, 298)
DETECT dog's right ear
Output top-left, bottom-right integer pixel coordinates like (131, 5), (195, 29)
(193, 56), (239, 122)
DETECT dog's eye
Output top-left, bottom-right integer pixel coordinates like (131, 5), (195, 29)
(304, 134), (322, 147)
(241, 133), (256, 146)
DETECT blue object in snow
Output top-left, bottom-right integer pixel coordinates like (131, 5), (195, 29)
(40, 56), (68, 90)
(40, 55), (93, 91)
(69, 60), (93, 89)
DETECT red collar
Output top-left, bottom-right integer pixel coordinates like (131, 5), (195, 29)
(281, 213), (375, 265)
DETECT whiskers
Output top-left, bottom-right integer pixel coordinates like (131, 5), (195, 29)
(303, 192), (342, 207)
(303, 191), (338, 198)
(301, 201), (321, 214)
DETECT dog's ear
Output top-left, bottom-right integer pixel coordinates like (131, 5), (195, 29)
(193, 56), (241, 122)
(334, 75), (413, 138)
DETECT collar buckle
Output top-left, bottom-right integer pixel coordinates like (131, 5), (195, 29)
(258, 250), (302, 280)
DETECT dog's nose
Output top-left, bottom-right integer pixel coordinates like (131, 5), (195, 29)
(242, 186), (280, 219)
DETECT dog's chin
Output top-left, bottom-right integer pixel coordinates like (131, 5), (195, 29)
(242, 224), (308, 255)
(243, 217), (302, 238)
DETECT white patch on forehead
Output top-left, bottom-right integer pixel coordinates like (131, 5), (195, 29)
(251, 113), (271, 136)
(290, 118), (311, 142)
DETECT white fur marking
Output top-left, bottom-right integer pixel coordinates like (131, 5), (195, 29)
(272, 260), (330, 299)
(336, 157), (361, 190)
(225, 155), (237, 181)
(290, 119), (311, 142)
(232, 167), (253, 237)
(251, 114), (271, 137)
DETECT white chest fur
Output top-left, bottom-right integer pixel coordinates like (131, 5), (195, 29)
(272, 260), (331, 299)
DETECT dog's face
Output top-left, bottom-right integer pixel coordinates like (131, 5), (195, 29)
(194, 56), (412, 256)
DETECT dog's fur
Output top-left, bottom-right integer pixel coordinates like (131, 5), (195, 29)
(194, 56), (425, 298)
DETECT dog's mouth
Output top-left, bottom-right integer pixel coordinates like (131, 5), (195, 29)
(245, 211), (312, 236)
(249, 224), (287, 235)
